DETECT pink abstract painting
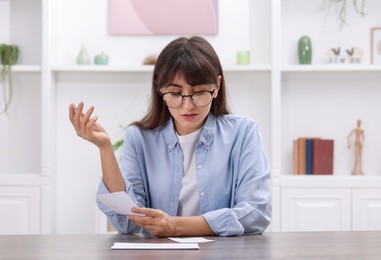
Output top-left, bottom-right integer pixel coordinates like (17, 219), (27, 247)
(108, 0), (218, 35)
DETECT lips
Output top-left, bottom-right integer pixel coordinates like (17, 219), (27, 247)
(181, 113), (198, 121)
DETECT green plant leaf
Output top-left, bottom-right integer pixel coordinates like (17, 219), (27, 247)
(0, 44), (19, 115)
(112, 139), (124, 151)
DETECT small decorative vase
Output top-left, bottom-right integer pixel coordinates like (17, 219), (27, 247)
(236, 51), (250, 65)
(76, 45), (91, 65)
(298, 36), (312, 64)
(94, 52), (109, 65)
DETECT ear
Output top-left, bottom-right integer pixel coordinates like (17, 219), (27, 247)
(214, 75), (222, 98)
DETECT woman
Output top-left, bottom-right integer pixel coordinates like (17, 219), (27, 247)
(69, 36), (271, 237)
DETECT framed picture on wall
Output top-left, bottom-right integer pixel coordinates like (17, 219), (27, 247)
(108, 0), (218, 35)
(371, 27), (381, 64)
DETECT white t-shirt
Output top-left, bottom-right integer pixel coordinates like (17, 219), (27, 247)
(176, 129), (201, 216)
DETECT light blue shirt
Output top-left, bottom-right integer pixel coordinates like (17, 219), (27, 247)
(96, 114), (271, 236)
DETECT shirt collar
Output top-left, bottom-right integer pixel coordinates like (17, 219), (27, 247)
(162, 114), (217, 152)
(199, 114), (216, 150)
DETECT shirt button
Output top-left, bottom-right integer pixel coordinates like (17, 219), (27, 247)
(198, 141), (202, 145)
(200, 192), (206, 197)
(197, 164), (202, 170)
(168, 145), (172, 149)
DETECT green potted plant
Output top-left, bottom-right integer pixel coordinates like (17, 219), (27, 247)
(0, 44), (19, 115)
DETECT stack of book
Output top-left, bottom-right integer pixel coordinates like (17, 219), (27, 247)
(293, 137), (334, 175)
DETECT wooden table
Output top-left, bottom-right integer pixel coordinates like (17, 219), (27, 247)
(1, 231), (380, 259)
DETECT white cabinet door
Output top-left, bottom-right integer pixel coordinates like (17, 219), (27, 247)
(281, 188), (351, 231)
(353, 189), (381, 231)
(0, 186), (41, 234)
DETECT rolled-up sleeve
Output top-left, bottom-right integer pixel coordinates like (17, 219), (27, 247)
(96, 179), (143, 234)
(202, 120), (271, 236)
(95, 127), (146, 234)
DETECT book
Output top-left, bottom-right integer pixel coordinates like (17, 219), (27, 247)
(306, 139), (313, 175)
(297, 138), (307, 175)
(312, 139), (334, 175)
(293, 139), (299, 174)
(295, 137), (321, 175)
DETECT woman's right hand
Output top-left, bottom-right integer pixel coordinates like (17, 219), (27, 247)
(69, 102), (111, 149)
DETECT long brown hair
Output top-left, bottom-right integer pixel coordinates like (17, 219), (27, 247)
(131, 36), (230, 129)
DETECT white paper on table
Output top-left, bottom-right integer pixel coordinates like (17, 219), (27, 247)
(169, 237), (215, 243)
(111, 242), (199, 250)
(96, 191), (142, 215)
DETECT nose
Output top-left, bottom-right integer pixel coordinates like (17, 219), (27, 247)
(181, 96), (195, 109)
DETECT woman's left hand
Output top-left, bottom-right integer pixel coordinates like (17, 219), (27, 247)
(127, 207), (176, 237)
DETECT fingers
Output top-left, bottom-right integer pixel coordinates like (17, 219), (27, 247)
(80, 105), (95, 135)
(128, 215), (161, 236)
(128, 208), (170, 236)
(127, 208), (161, 227)
(86, 115), (98, 133)
(132, 207), (162, 217)
(127, 215), (150, 232)
(128, 207), (159, 224)
(71, 102), (84, 131)
(143, 225), (162, 237)
(69, 102), (97, 139)
(68, 103), (75, 124)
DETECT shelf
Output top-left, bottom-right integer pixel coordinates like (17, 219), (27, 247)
(51, 65), (155, 72)
(223, 64), (271, 72)
(50, 64), (271, 73)
(280, 175), (381, 188)
(282, 65), (381, 72)
(2, 65), (41, 72)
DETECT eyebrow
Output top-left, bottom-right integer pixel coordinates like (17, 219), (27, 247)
(167, 83), (212, 88)
(167, 83), (183, 88)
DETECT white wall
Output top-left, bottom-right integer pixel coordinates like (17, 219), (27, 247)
(0, 2), (10, 43)
(51, 0), (270, 66)
(52, 0), (271, 234)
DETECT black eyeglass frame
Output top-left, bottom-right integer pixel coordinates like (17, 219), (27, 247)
(159, 89), (215, 108)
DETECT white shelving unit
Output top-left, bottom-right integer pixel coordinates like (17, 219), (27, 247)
(10, 65), (41, 72)
(50, 64), (272, 73)
(1, 0), (380, 234)
(277, 0), (381, 232)
(0, 0), (43, 234)
(282, 64), (381, 72)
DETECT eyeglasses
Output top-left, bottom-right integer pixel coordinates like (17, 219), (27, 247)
(160, 89), (215, 108)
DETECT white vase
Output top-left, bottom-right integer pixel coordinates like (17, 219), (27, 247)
(76, 45), (91, 65)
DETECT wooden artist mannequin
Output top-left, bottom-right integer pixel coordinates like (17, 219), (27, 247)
(347, 119), (364, 175)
